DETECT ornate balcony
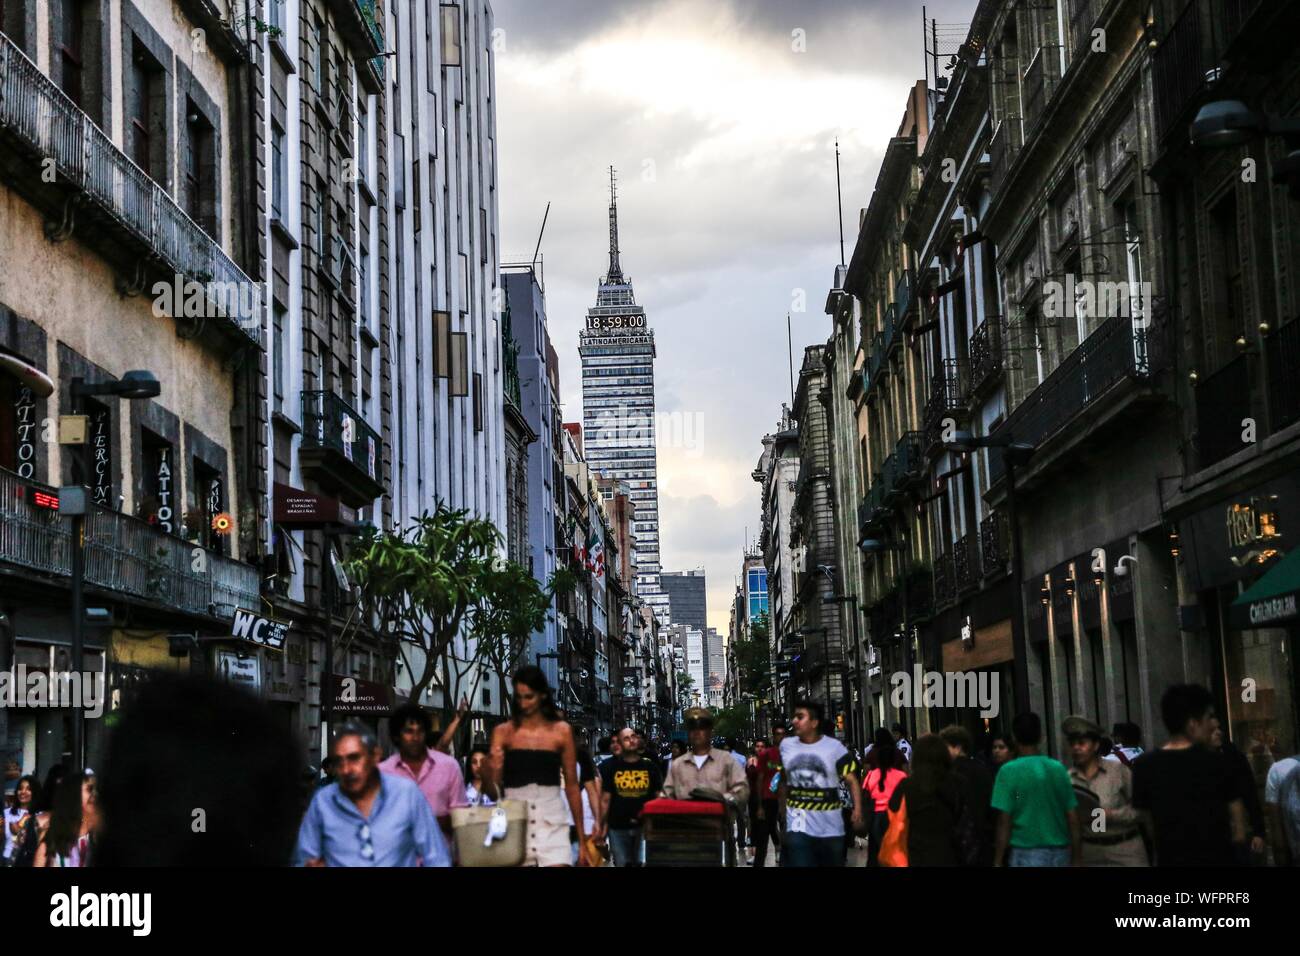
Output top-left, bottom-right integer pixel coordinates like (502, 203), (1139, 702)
(988, 313), (1167, 485)
(895, 270), (916, 327)
(933, 547), (956, 609)
(954, 531), (980, 593)
(881, 431), (924, 502)
(923, 359), (969, 454)
(968, 317), (1003, 402)
(300, 390), (384, 507)
(0, 467), (259, 620)
(980, 509), (1009, 579)
(0, 33), (261, 345)
(1194, 353), (1252, 469)
(1266, 320), (1300, 434)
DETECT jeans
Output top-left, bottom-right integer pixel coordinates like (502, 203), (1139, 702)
(1008, 846), (1071, 867)
(867, 809), (890, 867)
(752, 800), (782, 867)
(782, 832), (845, 868)
(608, 826), (642, 867)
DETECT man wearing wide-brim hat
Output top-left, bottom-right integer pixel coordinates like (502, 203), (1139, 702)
(1063, 715), (1149, 867)
(663, 708), (750, 808)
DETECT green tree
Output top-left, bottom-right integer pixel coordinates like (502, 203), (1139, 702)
(342, 504), (572, 728)
(710, 704), (751, 740)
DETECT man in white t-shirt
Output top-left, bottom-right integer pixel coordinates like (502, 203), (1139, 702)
(778, 700), (862, 867)
(1264, 754), (1300, 866)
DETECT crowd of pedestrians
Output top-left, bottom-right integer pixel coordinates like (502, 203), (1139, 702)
(4, 668), (1299, 869)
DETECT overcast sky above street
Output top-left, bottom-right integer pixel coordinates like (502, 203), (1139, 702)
(493, 0), (978, 635)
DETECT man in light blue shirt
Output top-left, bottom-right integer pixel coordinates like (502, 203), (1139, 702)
(297, 721), (451, 867)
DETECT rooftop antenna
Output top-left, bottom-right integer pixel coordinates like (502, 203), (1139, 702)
(530, 202), (551, 285)
(835, 139), (846, 266)
(606, 166), (624, 283)
(787, 314), (795, 409)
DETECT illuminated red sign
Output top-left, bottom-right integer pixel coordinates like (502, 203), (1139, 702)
(32, 490), (59, 510)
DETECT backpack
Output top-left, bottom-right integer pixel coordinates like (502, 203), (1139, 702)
(878, 793), (909, 867)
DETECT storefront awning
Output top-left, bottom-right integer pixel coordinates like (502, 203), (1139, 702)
(1229, 549), (1300, 629)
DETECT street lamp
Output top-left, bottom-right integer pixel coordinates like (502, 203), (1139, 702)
(943, 429), (1037, 717)
(858, 534), (912, 738)
(62, 371), (162, 770)
(1190, 100), (1300, 199)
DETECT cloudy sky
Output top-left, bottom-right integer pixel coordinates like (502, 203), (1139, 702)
(493, 0), (977, 634)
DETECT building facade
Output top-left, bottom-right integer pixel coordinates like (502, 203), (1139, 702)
(660, 568), (707, 633)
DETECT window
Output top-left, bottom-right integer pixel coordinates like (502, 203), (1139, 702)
(413, 158), (421, 232)
(450, 331), (469, 396)
(433, 311), (451, 377)
(473, 372), (483, 432)
(184, 99), (216, 236)
(58, 0), (85, 107)
(272, 303), (287, 414)
(440, 3), (462, 67)
(312, 16), (326, 96)
(313, 177), (327, 269)
(189, 463), (226, 556)
(271, 121), (287, 221)
(359, 247), (371, 329)
(1121, 200), (1144, 326)
(268, 0), (284, 35)
(356, 97), (369, 183)
(139, 434), (176, 534)
(1210, 193), (1244, 367)
(129, 41), (160, 178)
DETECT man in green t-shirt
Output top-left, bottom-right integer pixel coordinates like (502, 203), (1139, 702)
(991, 712), (1081, 867)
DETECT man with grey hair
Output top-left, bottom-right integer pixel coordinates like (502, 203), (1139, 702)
(296, 721), (451, 867)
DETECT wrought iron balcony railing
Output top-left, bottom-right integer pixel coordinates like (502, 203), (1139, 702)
(1153, 0), (1207, 142)
(858, 476), (888, 533)
(923, 359), (968, 452)
(0, 467), (259, 619)
(988, 313), (1165, 485)
(969, 317), (1004, 400)
(0, 33), (261, 343)
(980, 509), (1009, 579)
(954, 530), (980, 592)
(881, 432), (924, 501)
(895, 270), (916, 325)
(300, 390), (383, 505)
(933, 546), (956, 609)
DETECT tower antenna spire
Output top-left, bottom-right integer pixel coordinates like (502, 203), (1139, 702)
(607, 166), (624, 283)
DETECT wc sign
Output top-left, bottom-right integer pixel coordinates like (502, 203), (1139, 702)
(230, 608), (289, 651)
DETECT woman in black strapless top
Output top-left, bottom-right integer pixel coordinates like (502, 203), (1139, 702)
(486, 666), (589, 867)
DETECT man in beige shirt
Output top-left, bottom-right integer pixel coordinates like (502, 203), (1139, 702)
(1064, 715), (1149, 866)
(663, 708), (750, 807)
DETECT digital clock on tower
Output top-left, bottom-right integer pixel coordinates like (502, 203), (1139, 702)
(587, 314), (646, 332)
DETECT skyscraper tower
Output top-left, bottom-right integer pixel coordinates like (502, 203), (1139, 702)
(580, 169), (671, 624)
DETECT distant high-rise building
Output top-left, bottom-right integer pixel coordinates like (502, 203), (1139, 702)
(580, 170), (670, 624)
(661, 569), (707, 633)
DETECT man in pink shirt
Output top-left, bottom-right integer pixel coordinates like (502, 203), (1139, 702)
(379, 705), (467, 841)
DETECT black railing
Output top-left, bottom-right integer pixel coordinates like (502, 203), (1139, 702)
(924, 359), (968, 451)
(301, 390), (382, 483)
(980, 509), (1009, 578)
(896, 270), (916, 324)
(858, 476), (887, 532)
(0, 32), (261, 341)
(882, 432), (924, 501)
(1223, 0), (1267, 50)
(1195, 353), (1252, 468)
(0, 467), (258, 618)
(1267, 320), (1300, 433)
(933, 547), (956, 609)
(989, 314), (1163, 484)
(954, 531), (980, 592)
(969, 317), (1003, 399)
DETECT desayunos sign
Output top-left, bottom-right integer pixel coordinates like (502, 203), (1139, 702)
(230, 608), (289, 650)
